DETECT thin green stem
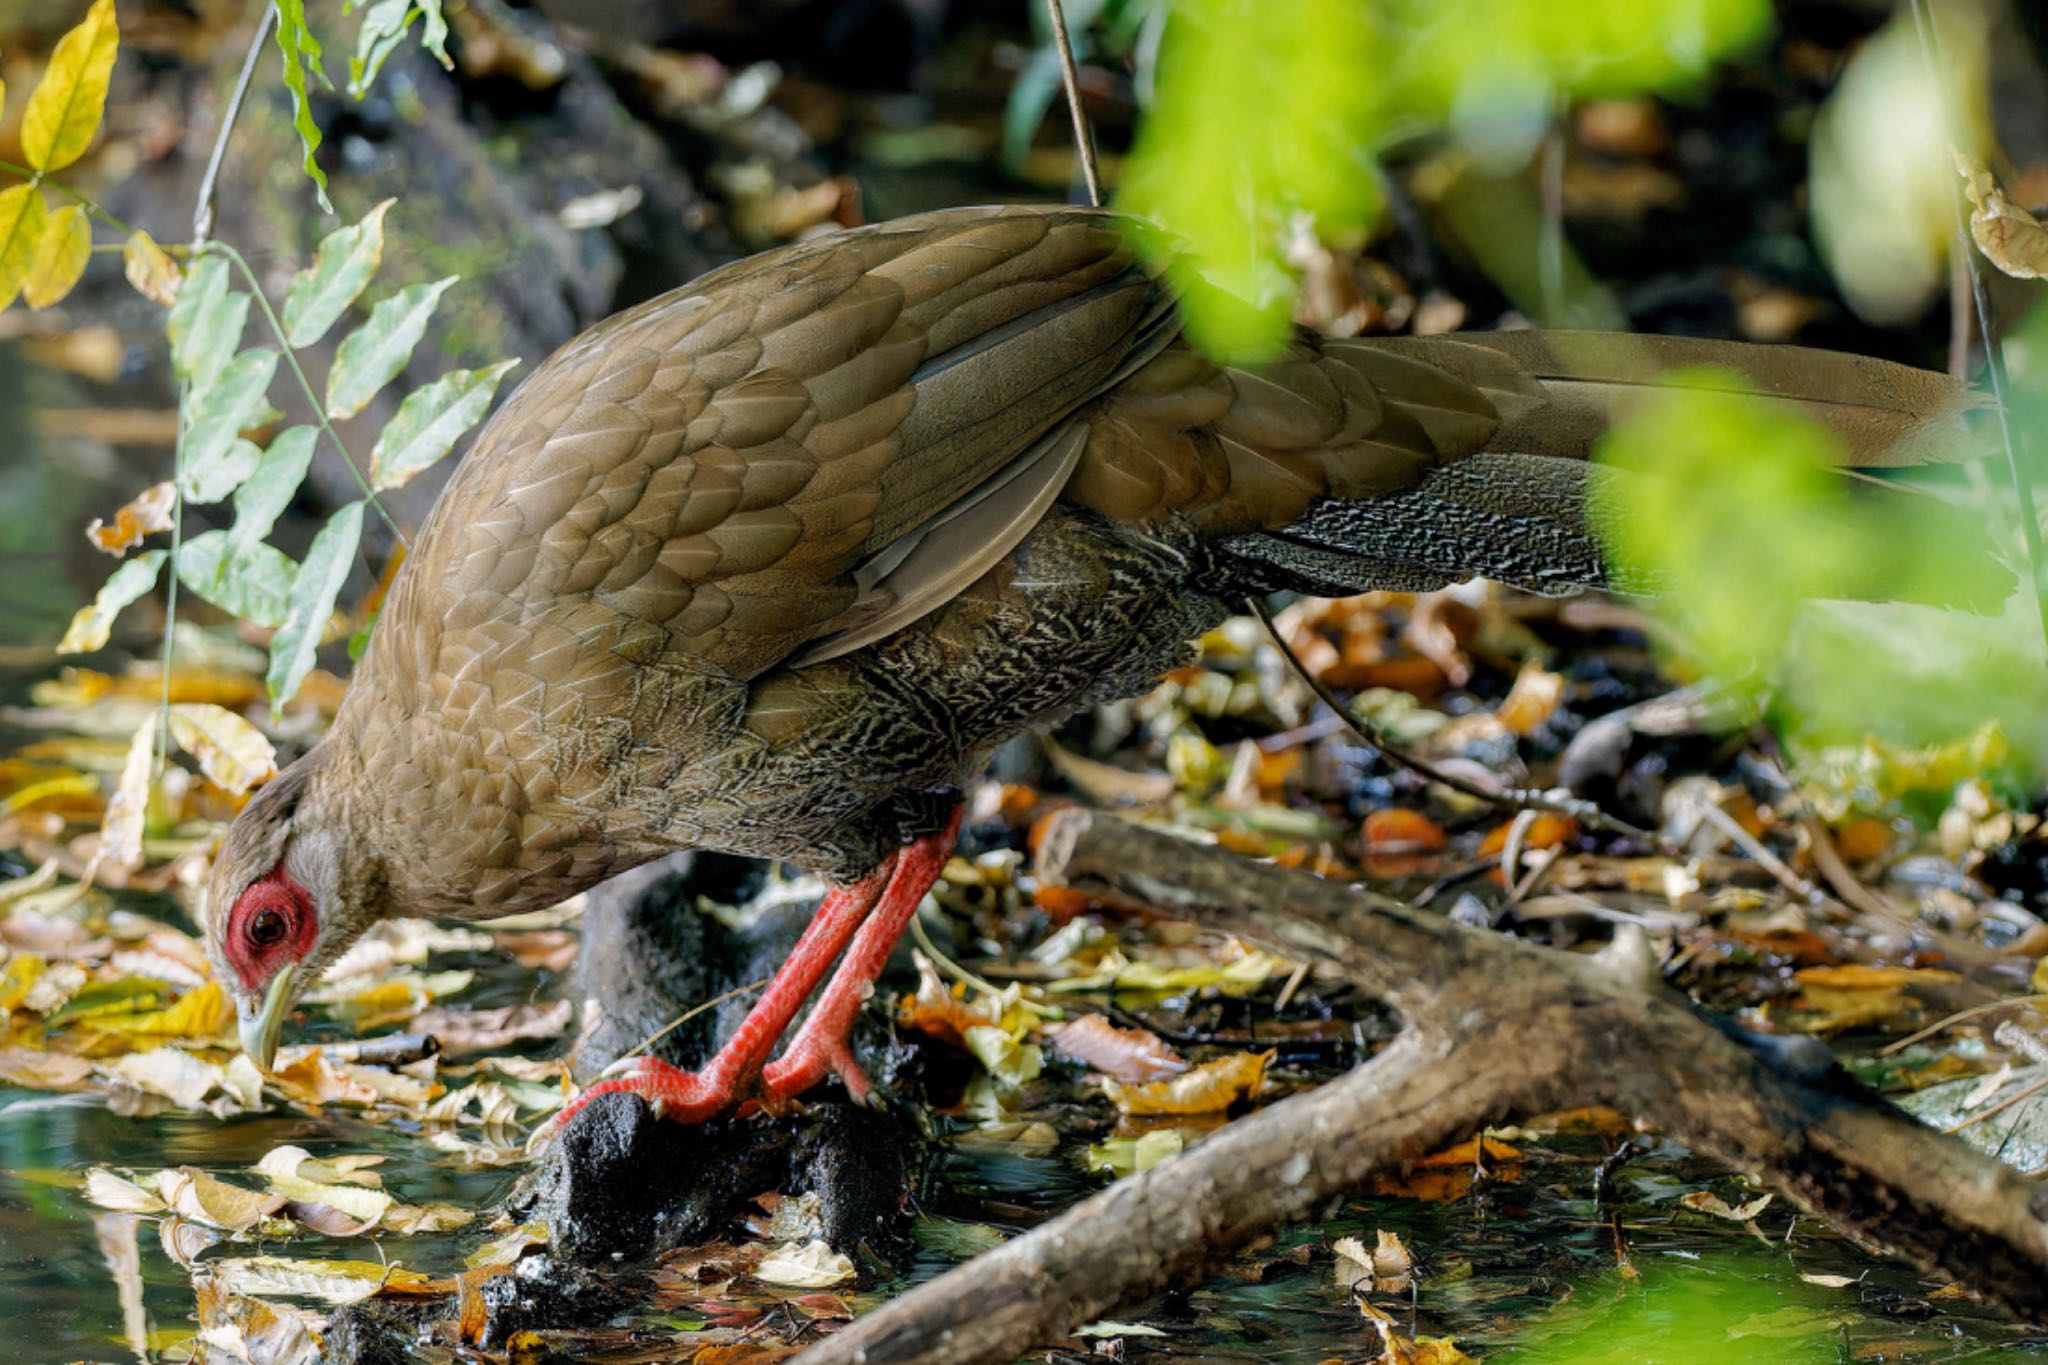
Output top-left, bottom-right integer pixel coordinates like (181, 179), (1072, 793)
(204, 240), (409, 548)
(0, 160), (137, 238)
(159, 385), (188, 779)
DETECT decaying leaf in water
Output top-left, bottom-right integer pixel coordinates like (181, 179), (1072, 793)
(1371, 1136), (1524, 1201)
(0, 1046), (94, 1090)
(754, 1238), (856, 1289)
(1103, 1050), (1269, 1116)
(195, 1276), (322, 1365)
(1679, 1189), (1774, 1223)
(1334, 1229), (1413, 1296)
(265, 1046), (441, 1109)
(155, 1167), (287, 1232)
(1086, 1128), (1184, 1177)
(411, 1000), (573, 1055)
(86, 1168), (167, 1214)
(1047, 1013), (1187, 1083)
(210, 1255), (433, 1305)
(1073, 1320), (1168, 1338)
(102, 1045), (229, 1111)
(1792, 963), (1961, 1034)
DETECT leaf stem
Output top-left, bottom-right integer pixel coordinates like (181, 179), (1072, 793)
(1906, 0), (2048, 654)
(159, 386), (187, 780)
(0, 159), (135, 238)
(192, 5), (277, 246)
(204, 240), (410, 548)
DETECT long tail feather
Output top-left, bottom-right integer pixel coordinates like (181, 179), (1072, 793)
(1216, 331), (2011, 610)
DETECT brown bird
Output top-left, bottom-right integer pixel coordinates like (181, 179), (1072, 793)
(202, 204), (1998, 1130)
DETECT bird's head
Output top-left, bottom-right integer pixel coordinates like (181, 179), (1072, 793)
(204, 746), (374, 1070)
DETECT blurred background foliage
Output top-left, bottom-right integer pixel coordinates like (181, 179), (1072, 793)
(1103, 0), (2043, 784)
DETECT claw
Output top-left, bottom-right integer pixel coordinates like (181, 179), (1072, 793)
(527, 1055), (724, 1153)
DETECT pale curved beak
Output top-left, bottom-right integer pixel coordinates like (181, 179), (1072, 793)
(237, 965), (296, 1072)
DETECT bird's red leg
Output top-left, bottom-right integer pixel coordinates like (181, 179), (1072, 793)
(534, 856), (896, 1142)
(763, 806), (963, 1105)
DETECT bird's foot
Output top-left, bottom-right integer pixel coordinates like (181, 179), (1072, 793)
(762, 1027), (877, 1107)
(528, 1055), (731, 1151)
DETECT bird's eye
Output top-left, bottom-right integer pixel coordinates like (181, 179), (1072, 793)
(247, 908), (289, 947)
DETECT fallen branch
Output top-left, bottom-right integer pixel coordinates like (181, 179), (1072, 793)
(803, 810), (2048, 1364)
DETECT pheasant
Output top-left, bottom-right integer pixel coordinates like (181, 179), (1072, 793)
(202, 204), (1998, 1133)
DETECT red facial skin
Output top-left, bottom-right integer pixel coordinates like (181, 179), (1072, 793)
(223, 862), (318, 991)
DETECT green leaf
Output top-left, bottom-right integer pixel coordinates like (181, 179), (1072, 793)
(346, 608), (378, 662)
(268, 500), (364, 710)
(417, 0), (450, 67)
(271, 0), (334, 213)
(349, 0), (419, 97)
(228, 426), (318, 559)
(283, 199), (394, 346)
(184, 438), (265, 507)
(59, 550), (166, 654)
(0, 183), (48, 312)
(20, 0), (118, 173)
(370, 359), (517, 489)
(180, 349), (281, 504)
(325, 276), (456, 420)
(178, 531), (298, 629)
(1002, 45), (1064, 172)
(1119, 0), (1386, 362)
(167, 255), (252, 393)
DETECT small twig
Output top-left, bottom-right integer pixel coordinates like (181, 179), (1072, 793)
(1882, 995), (2048, 1057)
(193, 5), (277, 247)
(1798, 810), (1909, 926)
(1045, 0), (1102, 209)
(909, 915), (1061, 1019)
(617, 976), (770, 1063)
(1247, 597), (1656, 841)
(1271, 958), (1310, 1015)
(157, 4), (277, 772)
(1947, 1071), (2048, 1135)
(1697, 800), (1820, 905)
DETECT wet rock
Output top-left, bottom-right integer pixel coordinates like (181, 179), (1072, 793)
(511, 1089), (920, 1264)
(475, 1256), (627, 1349)
(516, 852), (929, 1268)
(324, 1297), (444, 1365)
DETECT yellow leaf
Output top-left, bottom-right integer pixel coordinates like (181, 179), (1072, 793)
(1102, 1050), (1270, 1116)
(23, 202), (90, 308)
(168, 704), (277, 795)
(0, 183), (49, 311)
(85, 482), (176, 556)
(20, 0), (120, 173)
(1085, 1128), (1183, 1177)
(122, 230), (179, 307)
(92, 981), (234, 1041)
(98, 719), (155, 873)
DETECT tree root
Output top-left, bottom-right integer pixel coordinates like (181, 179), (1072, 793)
(803, 810), (2048, 1365)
